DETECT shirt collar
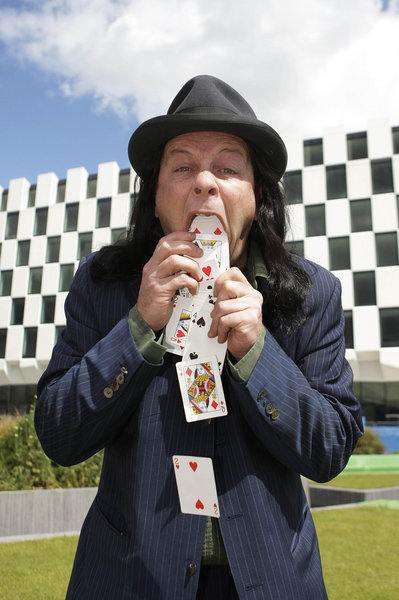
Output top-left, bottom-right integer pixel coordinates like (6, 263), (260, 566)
(244, 238), (268, 289)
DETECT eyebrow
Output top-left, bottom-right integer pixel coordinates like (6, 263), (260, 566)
(166, 146), (249, 160)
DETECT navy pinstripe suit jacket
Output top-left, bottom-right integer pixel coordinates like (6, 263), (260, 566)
(35, 253), (363, 599)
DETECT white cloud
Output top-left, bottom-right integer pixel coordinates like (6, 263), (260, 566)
(1, 0), (398, 139)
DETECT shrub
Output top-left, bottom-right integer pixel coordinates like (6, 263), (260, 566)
(0, 407), (102, 491)
(353, 427), (385, 455)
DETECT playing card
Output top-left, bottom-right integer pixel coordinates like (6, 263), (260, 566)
(164, 295), (194, 355)
(172, 455), (220, 518)
(176, 356), (227, 422)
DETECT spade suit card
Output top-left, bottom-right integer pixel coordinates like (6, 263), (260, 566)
(173, 455), (220, 518)
(176, 356), (227, 422)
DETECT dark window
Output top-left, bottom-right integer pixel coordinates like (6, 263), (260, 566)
(353, 271), (376, 306)
(59, 264), (75, 292)
(41, 296), (56, 323)
(28, 267), (42, 294)
(380, 308), (399, 347)
(326, 165), (347, 200)
(11, 298), (25, 325)
(375, 232), (399, 266)
(118, 169), (130, 194)
(392, 127), (399, 154)
(5, 212), (18, 239)
(64, 203), (79, 232)
(344, 311), (354, 349)
(285, 240), (304, 257)
(96, 198), (111, 228)
(329, 237), (350, 270)
(347, 132), (368, 160)
(23, 328), (37, 358)
(46, 236), (60, 263)
(1, 190), (8, 211)
(304, 139), (323, 166)
(78, 233), (92, 259)
(111, 228), (126, 244)
(16, 240), (30, 266)
(371, 159), (394, 194)
(57, 179), (66, 203)
(34, 207), (48, 236)
(0, 271), (12, 296)
(0, 329), (6, 358)
(284, 171), (302, 204)
(305, 204), (326, 237)
(28, 185), (36, 208)
(350, 198), (372, 232)
(87, 175), (97, 198)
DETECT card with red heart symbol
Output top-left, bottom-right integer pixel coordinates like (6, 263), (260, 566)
(172, 455), (220, 518)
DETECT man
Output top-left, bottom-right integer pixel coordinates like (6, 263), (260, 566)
(35, 75), (363, 599)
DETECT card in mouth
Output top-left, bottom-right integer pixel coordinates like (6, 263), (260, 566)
(173, 455), (220, 518)
(176, 356), (227, 422)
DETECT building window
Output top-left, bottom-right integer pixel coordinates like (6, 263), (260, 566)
(78, 232), (92, 259)
(375, 232), (399, 266)
(285, 240), (304, 257)
(0, 329), (6, 358)
(46, 236), (60, 263)
(305, 204), (326, 237)
(34, 207), (48, 236)
(23, 328), (37, 358)
(304, 138), (323, 166)
(347, 132), (368, 160)
(64, 203), (79, 232)
(0, 271), (12, 296)
(1, 189), (8, 211)
(392, 127), (399, 154)
(344, 310), (354, 349)
(353, 271), (376, 306)
(329, 237), (350, 270)
(11, 298), (25, 325)
(350, 198), (372, 232)
(28, 267), (42, 294)
(5, 212), (19, 239)
(371, 159), (394, 194)
(326, 165), (347, 200)
(87, 174), (97, 198)
(118, 169), (131, 194)
(111, 228), (126, 244)
(59, 264), (75, 292)
(57, 179), (66, 203)
(41, 296), (56, 323)
(96, 198), (111, 228)
(28, 184), (37, 208)
(283, 170), (302, 204)
(380, 308), (399, 347)
(16, 240), (30, 266)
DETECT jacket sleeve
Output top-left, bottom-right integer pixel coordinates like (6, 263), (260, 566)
(35, 256), (162, 466)
(225, 263), (363, 483)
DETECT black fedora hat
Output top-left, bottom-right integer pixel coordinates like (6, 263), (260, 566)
(128, 75), (287, 180)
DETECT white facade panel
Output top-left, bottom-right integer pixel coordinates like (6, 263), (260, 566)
(376, 267), (399, 307)
(346, 160), (372, 199)
(350, 232), (376, 271)
(323, 126), (347, 165)
(326, 199), (350, 237)
(302, 166), (326, 205)
(7, 178), (30, 211)
(65, 167), (88, 203)
(371, 194), (397, 233)
(35, 173), (58, 207)
(367, 119), (393, 159)
(97, 162), (119, 198)
(304, 236), (329, 269)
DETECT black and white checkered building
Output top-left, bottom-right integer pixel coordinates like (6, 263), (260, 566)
(1, 119), (399, 423)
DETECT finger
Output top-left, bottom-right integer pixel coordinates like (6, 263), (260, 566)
(156, 254), (203, 281)
(213, 267), (248, 297)
(154, 232), (203, 264)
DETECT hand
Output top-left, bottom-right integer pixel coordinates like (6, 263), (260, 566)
(136, 232), (203, 332)
(208, 268), (263, 361)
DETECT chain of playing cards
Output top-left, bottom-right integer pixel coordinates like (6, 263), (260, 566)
(165, 215), (229, 517)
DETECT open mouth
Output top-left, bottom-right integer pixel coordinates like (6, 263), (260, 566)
(186, 213), (226, 232)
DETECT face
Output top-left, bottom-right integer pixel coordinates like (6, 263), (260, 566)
(155, 131), (257, 268)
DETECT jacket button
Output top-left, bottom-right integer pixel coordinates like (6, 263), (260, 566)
(104, 387), (113, 398)
(257, 390), (265, 402)
(116, 373), (125, 385)
(187, 562), (197, 577)
(271, 408), (280, 420)
(265, 402), (275, 415)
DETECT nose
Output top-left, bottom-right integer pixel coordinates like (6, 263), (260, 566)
(193, 170), (218, 196)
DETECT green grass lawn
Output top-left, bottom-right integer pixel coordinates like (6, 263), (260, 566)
(0, 506), (398, 599)
(312, 472), (399, 488)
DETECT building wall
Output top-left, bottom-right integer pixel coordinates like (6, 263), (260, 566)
(1, 121), (399, 420)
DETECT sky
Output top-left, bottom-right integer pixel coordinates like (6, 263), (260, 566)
(0, 0), (398, 189)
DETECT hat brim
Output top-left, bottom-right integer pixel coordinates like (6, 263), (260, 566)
(128, 113), (287, 180)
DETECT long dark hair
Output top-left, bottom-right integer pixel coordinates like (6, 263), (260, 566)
(90, 143), (311, 334)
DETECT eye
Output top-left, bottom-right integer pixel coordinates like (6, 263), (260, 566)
(221, 167), (236, 175)
(175, 166), (191, 172)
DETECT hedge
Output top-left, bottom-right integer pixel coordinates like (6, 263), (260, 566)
(0, 407), (103, 491)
